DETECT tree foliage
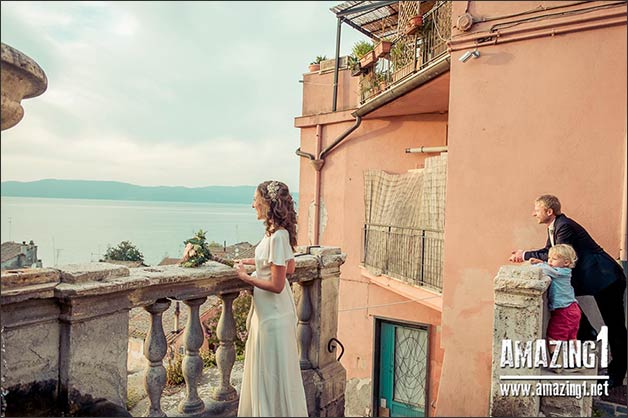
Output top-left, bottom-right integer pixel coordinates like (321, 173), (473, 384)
(103, 240), (144, 262)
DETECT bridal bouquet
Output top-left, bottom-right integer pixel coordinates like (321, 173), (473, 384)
(180, 229), (234, 268)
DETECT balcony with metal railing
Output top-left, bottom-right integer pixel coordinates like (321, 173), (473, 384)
(0, 246), (346, 417)
(357, 1), (452, 104)
(362, 223), (443, 292)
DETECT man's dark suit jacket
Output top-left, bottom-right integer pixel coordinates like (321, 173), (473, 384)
(524, 213), (625, 296)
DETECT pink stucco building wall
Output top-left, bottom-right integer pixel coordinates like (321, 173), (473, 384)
(295, 1), (626, 415)
(437, 2), (626, 415)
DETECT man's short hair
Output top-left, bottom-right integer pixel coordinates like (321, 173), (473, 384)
(536, 195), (562, 215)
(549, 244), (577, 268)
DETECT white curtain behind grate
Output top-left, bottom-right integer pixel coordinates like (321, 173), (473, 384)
(363, 153), (447, 289)
(364, 153), (447, 231)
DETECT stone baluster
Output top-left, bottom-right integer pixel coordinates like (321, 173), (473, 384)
(297, 280), (313, 369)
(178, 297), (207, 416)
(143, 299), (171, 417)
(206, 292), (239, 416)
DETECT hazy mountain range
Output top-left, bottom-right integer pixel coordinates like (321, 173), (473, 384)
(1, 179), (298, 204)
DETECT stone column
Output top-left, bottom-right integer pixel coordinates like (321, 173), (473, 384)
(297, 246), (347, 418)
(178, 297), (207, 416)
(143, 299), (171, 417)
(206, 292), (239, 416)
(56, 263), (132, 413)
(489, 265), (550, 417)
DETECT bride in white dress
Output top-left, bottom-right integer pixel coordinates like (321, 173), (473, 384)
(234, 180), (308, 417)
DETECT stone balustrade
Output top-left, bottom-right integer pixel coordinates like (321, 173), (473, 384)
(1, 246), (346, 417)
(489, 265), (597, 417)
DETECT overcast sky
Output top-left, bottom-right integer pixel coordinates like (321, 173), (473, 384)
(1, 1), (367, 192)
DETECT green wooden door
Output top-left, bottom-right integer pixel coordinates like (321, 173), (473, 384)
(378, 321), (428, 417)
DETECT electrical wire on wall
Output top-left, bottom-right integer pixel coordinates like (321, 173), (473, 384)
(338, 295), (442, 313)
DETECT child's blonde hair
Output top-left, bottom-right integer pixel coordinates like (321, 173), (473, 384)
(549, 244), (577, 268)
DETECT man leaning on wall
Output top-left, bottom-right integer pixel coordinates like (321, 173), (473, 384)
(510, 194), (627, 388)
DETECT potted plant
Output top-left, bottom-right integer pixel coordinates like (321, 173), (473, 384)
(348, 55), (363, 77)
(404, 14), (423, 35)
(352, 40), (376, 70)
(374, 38), (392, 59)
(308, 55), (327, 72)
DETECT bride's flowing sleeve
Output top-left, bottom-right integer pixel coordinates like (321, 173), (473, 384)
(268, 231), (293, 266)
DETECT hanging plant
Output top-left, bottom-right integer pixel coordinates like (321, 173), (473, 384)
(180, 230), (234, 268)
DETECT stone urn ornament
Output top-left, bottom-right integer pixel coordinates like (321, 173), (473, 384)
(1, 43), (48, 131)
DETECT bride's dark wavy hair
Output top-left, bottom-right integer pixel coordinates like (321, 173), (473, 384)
(257, 180), (297, 249)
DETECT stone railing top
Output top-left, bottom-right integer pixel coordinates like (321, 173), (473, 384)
(1, 42), (48, 99)
(494, 264), (551, 295)
(1, 248), (346, 308)
(57, 262), (130, 284)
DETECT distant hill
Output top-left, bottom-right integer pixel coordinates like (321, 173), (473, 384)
(1, 179), (298, 204)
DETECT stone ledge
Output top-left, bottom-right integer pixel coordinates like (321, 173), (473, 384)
(0, 282), (58, 305)
(495, 264), (551, 295)
(3, 254), (330, 306)
(1, 268), (60, 290)
(57, 262), (130, 284)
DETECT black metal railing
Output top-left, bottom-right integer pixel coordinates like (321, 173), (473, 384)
(362, 223), (443, 292)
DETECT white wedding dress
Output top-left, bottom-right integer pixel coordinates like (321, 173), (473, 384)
(237, 229), (308, 417)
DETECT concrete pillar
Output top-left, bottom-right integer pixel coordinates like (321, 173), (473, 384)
(56, 263), (133, 413)
(490, 264), (597, 417)
(297, 247), (347, 418)
(489, 265), (550, 417)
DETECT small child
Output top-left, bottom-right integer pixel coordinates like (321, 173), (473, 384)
(530, 244), (581, 345)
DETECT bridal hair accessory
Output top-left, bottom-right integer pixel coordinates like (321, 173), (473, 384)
(267, 181), (280, 202)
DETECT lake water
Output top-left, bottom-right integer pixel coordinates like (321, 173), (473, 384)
(0, 196), (267, 267)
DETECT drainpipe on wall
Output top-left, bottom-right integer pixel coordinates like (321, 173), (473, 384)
(296, 51), (450, 245)
(620, 130), (627, 277)
(313, 124), (324, 246)
(295, 116), (363, 245)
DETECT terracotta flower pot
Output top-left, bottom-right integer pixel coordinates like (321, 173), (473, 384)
(359, 51), (376, 69)
(308, 63), (321, 72)
(374, 41), (392, 59)
(405, 15), (423, 36)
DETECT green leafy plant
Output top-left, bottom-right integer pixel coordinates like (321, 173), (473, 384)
(165, 351), (184, 386)
(199, 347), (216, 368)
(310, 55), (327, 65)
(103, 240), (144, 262)
(351, 40), (374, 59)
(390, 40), (413, 69)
